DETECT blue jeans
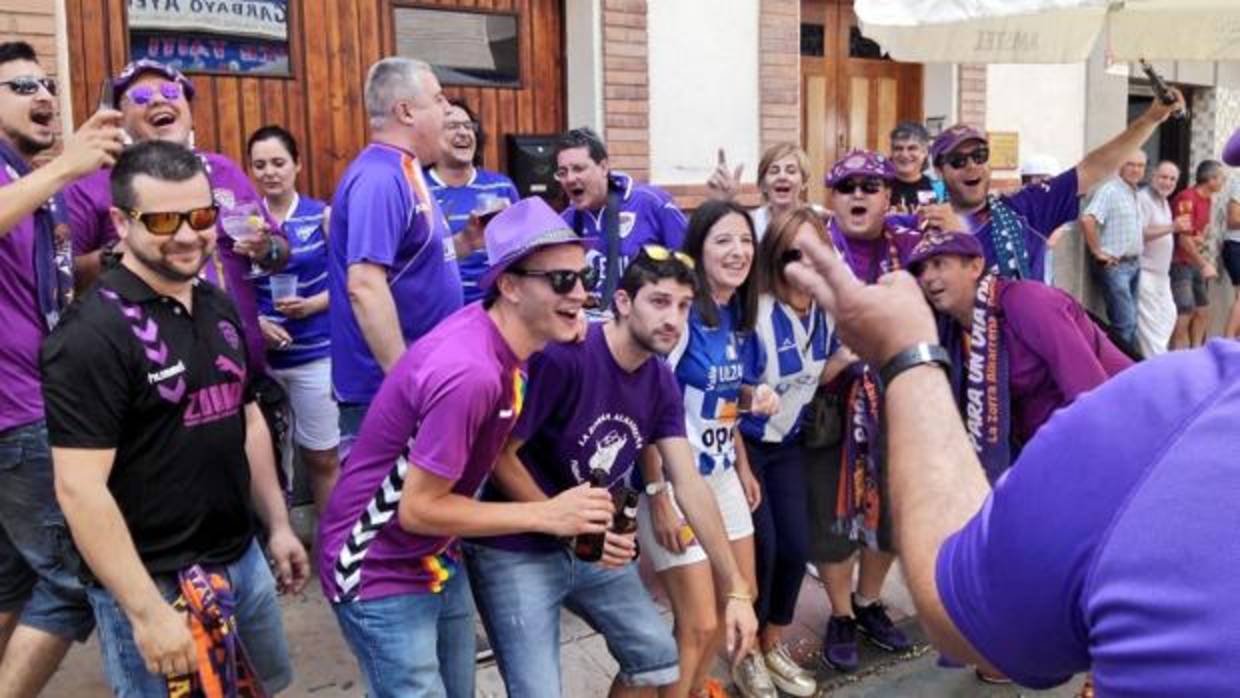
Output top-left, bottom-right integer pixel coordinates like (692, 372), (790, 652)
(337, 401), (368, 462)
(0, 420), (94, 641)
(1092, 257), (1141, 347)
(87, 539), (292, 697)
(332, 569), (476, 698)
(465, 542), (679, 697)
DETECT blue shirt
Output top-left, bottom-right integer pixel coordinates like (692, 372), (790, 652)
(937, 341), (1240, 695)
(668, 303), (748, 475)
(328, 143), (463, 403)
(561, 172), (687, 304)
(425, 167), (520, 304)
(257, 194), (331, 369)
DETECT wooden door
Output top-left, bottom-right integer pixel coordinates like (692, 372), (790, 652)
(801, 0), (923, 204)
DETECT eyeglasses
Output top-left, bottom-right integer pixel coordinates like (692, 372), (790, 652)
(444, 120), (477, 133)
(0, 77), (56, 97)
(834, 178), (885, 195)
(779, 248), (803, 267)
(508, 266), (600, 294)
(638, 244), (695, 269)
(124, 82), (185, 106)
(943, 147), (990, 170)
(124, 205), (219, 236)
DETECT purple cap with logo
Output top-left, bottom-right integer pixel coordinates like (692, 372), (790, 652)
(112, 59), (196, 105)
(930, 124), (988, 165)
(825, 149), (897, 187)
(479, 197), (585, 290)
(907, 230), (985, 273)
(1224, 127), (1240, 167)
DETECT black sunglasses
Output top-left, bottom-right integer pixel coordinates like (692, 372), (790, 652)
(834, 178), (885, 195)
(124, 205), (219, 236)
(944, 147), (990, 170)
(509, 266), (600, 294)
(1, 77), (56, 97)
(779, 248), (803, 267)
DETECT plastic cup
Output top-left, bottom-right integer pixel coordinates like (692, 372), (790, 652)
(270, 273), (298, 301)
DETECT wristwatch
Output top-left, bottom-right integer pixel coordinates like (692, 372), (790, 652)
(644, 481), (670, 497)
(878, 342), (951, 389)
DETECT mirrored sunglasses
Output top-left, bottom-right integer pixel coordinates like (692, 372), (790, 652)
(0, 76), (56, 97)
(125, 82), (185, 106)
(125, 205), (219, 236)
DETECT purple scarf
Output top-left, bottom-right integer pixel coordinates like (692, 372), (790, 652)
(832, 362), (883, 547)
(0, 141), (73, 330)
(943, 274), (1012, 483)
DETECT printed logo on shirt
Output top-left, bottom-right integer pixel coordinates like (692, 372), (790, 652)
(572, 412), (645, 483)
(294, 224), (318, 241)
(618, 212), (636, 238)
(183, 355), (246, 427)
(213, 188), (236, 211)
(147, 360), (186, 385)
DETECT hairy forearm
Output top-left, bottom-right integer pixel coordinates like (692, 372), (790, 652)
(347, 271), (405, 372)
(0, 158), (74, 237)
(1077, 113), (1160, 192)
(885, 365), (989, 663)
(245, 405), (291, 533)
(1079, 216), (1104, 256)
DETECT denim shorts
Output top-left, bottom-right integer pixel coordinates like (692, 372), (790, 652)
(465, 542), (679, 697)
(1170, 263), (1210, 313)
(0, 420), (94, 641)
(332, 570), (476, 698)
(87, 539), (292, 698)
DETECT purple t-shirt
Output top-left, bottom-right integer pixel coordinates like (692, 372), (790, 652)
(966, 169), (1080, 281)
(997, 280), (1132, 443)
(0, 163), (53, 431)
(317, 304), (522, 602)
(63, 152), (282, 374)
(936, 340), (1240, 695)
(474, 323), (686, 553)
(328, 143), (463, 403)
(830, 215), (923, 283)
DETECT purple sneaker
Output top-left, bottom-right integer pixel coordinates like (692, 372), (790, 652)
(854, 596), (912, 652)
(820, 615), (859, 673)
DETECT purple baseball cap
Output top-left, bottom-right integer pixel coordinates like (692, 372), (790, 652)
(479, 197), (585, 291)
(112, 59), (196, 105)
(930, 124), (988, 165)
(906, 230), (985, 273)
(1224, 127), (1240, 167)
(825, 149), (897, 187)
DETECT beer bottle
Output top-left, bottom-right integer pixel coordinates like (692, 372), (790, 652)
(573, 468), (610, 561)
(612, 488), (639, 535)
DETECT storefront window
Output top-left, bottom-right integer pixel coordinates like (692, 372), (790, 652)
(393, 7), (520, 88)
(127, 0), (291, 76)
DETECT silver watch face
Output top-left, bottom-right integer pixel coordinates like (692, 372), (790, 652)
(645, 482), (665, 496)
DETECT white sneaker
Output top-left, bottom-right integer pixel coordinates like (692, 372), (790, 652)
(731, 653), (778, 698)
(763, 643), (817, 697)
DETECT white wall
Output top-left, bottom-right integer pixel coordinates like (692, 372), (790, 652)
(564, 0), (603, 133)
(647, 0), (761, 185)
(923, 63), (956, 131)
(985, 63), (1088, 173)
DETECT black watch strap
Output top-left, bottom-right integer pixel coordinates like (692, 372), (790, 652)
(878, 343), (951, 388)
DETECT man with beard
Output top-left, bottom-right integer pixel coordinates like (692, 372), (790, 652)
(0, 40), (125, 697)
(64, 59), (289, 378)
(466, 250), (758, 697)
(909, 231), (1131, 482)
(930, 89), (1185, 281)
(555, 127), (687, 313)
(426, 99), (520, 304)
(1136, 161), (1188, 357)
(887, 122), (943, 212)
(44, 140), (308, 696)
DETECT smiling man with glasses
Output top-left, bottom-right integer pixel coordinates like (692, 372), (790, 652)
(0, 40), (127, 698)
(931, 89), (1186, 282)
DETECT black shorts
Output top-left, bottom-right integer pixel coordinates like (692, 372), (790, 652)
(1223, 240), (1240, 286)
(804, 437), (895, 564)
(1170, 262), (1210, 313)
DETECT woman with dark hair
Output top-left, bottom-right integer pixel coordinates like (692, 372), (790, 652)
(247, 124), (339, 512)
(738, 207), (851, 697)
(637, 200), (774, 698)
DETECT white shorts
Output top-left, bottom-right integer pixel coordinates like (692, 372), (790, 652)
(271, 357), (341, 451)
(637, 466), (755, 573)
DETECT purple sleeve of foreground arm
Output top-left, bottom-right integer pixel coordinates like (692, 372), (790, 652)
(1009, 168), (1081, 236)
(406, 363), (500, 481)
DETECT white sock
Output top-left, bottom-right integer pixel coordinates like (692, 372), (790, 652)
(855, 593), (879, 608)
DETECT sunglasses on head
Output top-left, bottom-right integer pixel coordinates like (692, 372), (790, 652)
(508, 266), (600, 294)
(834, 178), (885, 195)
(124, 82), (185, 106)
(639, 244), (696, 270)
(943, 147), (990, 170)
(124, 205), (219, 236)
(1, 76), (56, 97)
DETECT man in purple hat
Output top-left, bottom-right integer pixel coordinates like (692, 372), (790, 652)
(318, 197), (618, 698)
(930, 89), (1184, 281)
(63, 58), (289, 377)
(909, 230), (1131, 483)
(328, 57), (463, 449)
(0, 40), (124, 697)
(555, 127), (688, 315)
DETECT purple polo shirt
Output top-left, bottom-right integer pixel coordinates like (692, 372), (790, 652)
(0, 163), (52, 432)
(473, 323), (686, 553)
(63, 152), (282, 374)
(997, 280), (1132, 443)
(937, 341), (1240, 695)
(317, 304), (522, 602)
(328, 143), (463, 404)
(966, 169), (1080, 281)
(830, 214), (923, 283)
